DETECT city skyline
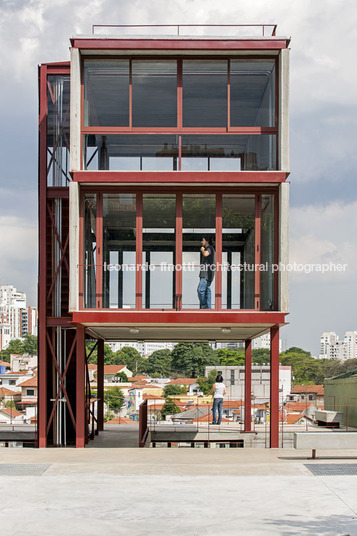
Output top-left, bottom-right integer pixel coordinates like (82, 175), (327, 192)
(0, 1), (356, 357)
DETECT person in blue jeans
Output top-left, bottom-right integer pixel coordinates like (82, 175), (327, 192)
(197, 237), (215, 309)
(209, 374), (226, 425)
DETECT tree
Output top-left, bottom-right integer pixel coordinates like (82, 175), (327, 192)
(0, 339), (24, 362)
(163, 384), (187, 397)
(113, 346), (147, 375)
(86, 341), (115, 365)
(171, 342), (219, 377)
(161, 398), (181, 419)
(146, 349), (172, 377)
(22, 334), (38, 355)
(215, 348), (245, 366)
(251, 349), (271, 365)
(5, 400), (16, 409)
(105, 387), (125, 412)
(197, 369), (217, 395)
(115, 371), (128, 383)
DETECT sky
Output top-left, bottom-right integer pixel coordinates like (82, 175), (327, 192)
(0, 0), (356, 356)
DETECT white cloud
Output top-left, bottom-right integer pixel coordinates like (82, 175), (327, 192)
(290, 201), (357, 281)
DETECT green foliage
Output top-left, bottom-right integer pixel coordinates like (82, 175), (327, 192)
(113, 346), (147, 375)
(251, 349), (270, 365)
(22, 334), (38, 355)
(5, 400), (16, 409)
(160, 398), (181, 419)
(146, 349), (172, 377)
(115, 371), (128, 382)
(163, 384), (187, 397)
(197, 369), (217, 395)
(86, 341), (115, 365)
(105, 387), (125, 412)
(0, 335), (38, 362)
(171, 342), (219, 377)
(215, 348), (245, 366)
(104, 412), (115, 423)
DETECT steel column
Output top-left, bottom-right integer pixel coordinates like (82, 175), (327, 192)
(97, 338), (104, 431)
(270, 325), (280, 448)
(244, 339), (252, 432)
(76, 326), (86, 447)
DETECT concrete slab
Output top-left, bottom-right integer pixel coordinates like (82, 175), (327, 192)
(0, 448), (356, 535)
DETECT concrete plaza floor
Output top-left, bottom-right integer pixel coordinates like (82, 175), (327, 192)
(0, 440), (357, 535)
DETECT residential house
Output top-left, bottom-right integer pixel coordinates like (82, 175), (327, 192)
(288, 385), (324, 406)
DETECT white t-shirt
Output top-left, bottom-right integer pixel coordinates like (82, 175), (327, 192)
(213, 382), (226, 399)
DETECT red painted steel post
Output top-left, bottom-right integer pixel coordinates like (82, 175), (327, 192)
(270, 325), (280, 448)
(215, 194), (222, 310)
(97, 338), (104, 431)
(244, 339), (252, 432)
(38, 64), (48, 448)
(76, 326), (86, 447)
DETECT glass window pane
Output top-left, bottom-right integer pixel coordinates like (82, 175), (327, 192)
(182, 195), (216, 309)
(230, 60), (276, 127)
(132, 60), (177, 127)
(84, 60), (129, 127)
(143, 195), (176, 309)
(47, 75), (70, 186)
(84, 135), (178, 170)
(183, 60), (227, 127)
(181, 135), (275, 171)
(222, 195), (255, 309)
(261, 195), (275, 310)
(83, 194), (96, 308)
(102, 194), (136, 308)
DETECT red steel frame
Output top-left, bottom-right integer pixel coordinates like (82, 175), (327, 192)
(78, 185), (280, 314)
(39, 34), (289, 448)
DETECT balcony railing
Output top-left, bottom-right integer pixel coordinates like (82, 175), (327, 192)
(92, 24), (278, 38)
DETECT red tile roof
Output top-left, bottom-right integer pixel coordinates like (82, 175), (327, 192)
(0, 407), (23, 417)
(167, 378), (198, 385)
(131, 375), (150, 382)
(291, 385), (324, 396)
(88, 364), (97, 370)
(222, 400), (244, 408)
(143, 394), (165, 401)
(284, 402), (313, 413)
(0, 360), (11, 368)
(18, 376), (38, 388)
(0, 387), (19, 397)
(286, 414), (305, 424)
(103, 365), (127, 374)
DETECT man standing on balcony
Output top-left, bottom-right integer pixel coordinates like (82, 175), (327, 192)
(197, 237), (215, 309)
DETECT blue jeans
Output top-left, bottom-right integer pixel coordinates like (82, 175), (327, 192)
(197, 277), (212, 309)
(212, 398), (223, 425)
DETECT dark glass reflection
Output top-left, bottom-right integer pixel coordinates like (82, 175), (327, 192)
(183, 60), (227, 127)
(222, 195), (255, 310)
(132, 60), (177, 127)
(143, 195), (176, 309)
(83, 194), (96, 308)
(47, 75), (70, 186)
(84, 135), (178, 171)
(102, 194), (136, 308)
(84, 60), (129, 127)
(181, 135), (276, 171)
(230, 60), (276, 127)
(261, 195), (275, 310)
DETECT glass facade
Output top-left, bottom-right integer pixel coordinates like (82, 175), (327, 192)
(81, 191), (277, 311)
(182, 60), (227, 127)
(80, 54), (280, 311)
(84, 60), (129, 127)
(102, 194), (136, 309)
(222, 195), (255, 309)
(142, 194), (176, 309)
(132, 60), (177, 127)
